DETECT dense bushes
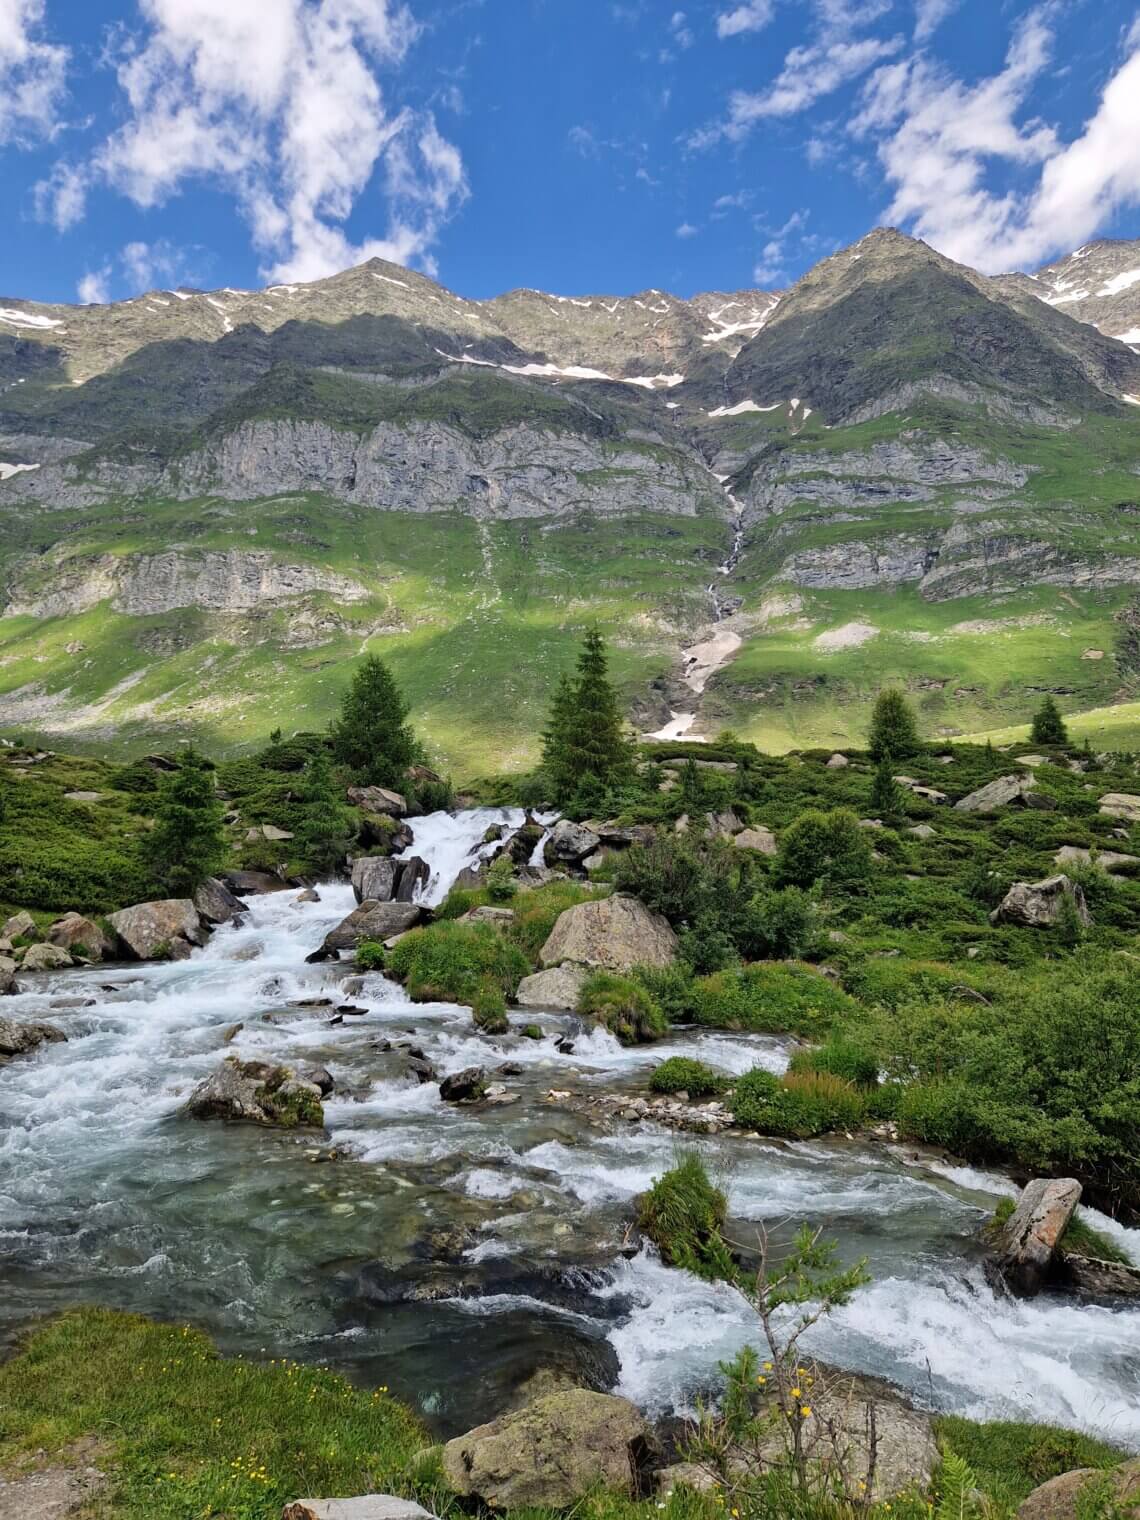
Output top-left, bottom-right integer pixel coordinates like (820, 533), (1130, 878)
(774, 807), (873, 890)
(730, 1068), (868, 1137)
(385, 921), (529, 1005)
(788, 1035), (880, 1088)
(649, 1056), (728, 1097)
(577, 971), (667, 1044)
(691, 963), (857, 1038)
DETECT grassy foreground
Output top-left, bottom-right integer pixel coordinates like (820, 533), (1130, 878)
(0, 1310), (1129, 1519)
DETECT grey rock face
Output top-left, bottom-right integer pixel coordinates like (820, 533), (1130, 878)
(540, 895), (678, 971)
(997, 1177), (1082, 1296)
(108, 899), (206, 960)
(351, 856), (402, 904)
(544, 819), (603, 865)
(515, 965), (588, 1011)
(320, 900), (422, 954)
(991, 874), (1091, 928)
(193, 878), (246, 925)
(954, 773), (1036, 813)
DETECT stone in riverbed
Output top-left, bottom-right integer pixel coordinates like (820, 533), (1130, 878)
(108, 899), (205, 960)
(194, 877), (246, 925)
(185, 1058), (324, 1128)
(997, 1177), (1082, 1296)
(351, 855), (401, 904)
(0, 1016), (67, 1063)
(318, 901), (422, 956)
(21, 942), (73, 971)
(540, 895), (677, 972)
(544, 818), (602, 865)
(224, 869), (290, 895)
(441, 1389), (651, 1509)
(515, 965), (587, 1011)
(283, 1500), (436, 1520)
(48, 912), (114, 960)
(439, 1066), (487, 1102)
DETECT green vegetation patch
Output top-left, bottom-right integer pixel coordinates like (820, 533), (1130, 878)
(385, 920), (530, 1005)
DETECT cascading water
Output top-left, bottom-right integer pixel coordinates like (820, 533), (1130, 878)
(398, 807), (555, 905)
(1, 811), (1139, 1442)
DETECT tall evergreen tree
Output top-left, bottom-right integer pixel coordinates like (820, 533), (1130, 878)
(541, 630), (630, 804)
(295, 747), (354, 877)
(145, 748), (227, 895)
(1030, 695), (1068, 747)
(869, 755), (907, 822)
(868, 688), (921, 760)
(330, 655), (417, 787)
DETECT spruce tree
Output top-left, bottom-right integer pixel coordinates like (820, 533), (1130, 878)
(541, 630), (630, 804)
(1030, 695), (1068, 747)
(145, 747), (227, 895)
(540, 672), (577, 802)
(869, 755), (907, 822)
(868, 688), (920, 760)
(330, 655), (417, 787)
(295, 747), (353, 877)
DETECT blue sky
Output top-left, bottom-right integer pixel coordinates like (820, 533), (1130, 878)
(2, 0), (1140, 306)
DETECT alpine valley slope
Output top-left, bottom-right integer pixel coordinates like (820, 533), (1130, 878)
(2, 227), (1140, 770)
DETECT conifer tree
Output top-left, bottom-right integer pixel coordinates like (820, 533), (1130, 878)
(330, 655), (417, 787)
(295, 747), (353, 877)
(541, 630), (630, 804)
(869, 755), (907, 822)
(145, 747), (227, 895)
(540, 672), (577, 802)
(868, 688), (920, 760)
(1030, 694), (1068, 747)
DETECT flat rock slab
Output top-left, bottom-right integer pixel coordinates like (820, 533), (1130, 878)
(0, 1461), (106, 1519)
(283, 1498), (436, 1520)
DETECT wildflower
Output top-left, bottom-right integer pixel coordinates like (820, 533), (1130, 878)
(800, 1407), (811, 1418)
(790, 1387), (801, 1398)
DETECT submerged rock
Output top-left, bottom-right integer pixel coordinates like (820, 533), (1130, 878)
(540, 895), (677, 972)
(185, 1057), (325, 1128)
(990, 874), (1091, 929)
(0, 1016), (67, 1064)
(996, 1177), (1082, 1296)
(442, 1389), (651, 1509)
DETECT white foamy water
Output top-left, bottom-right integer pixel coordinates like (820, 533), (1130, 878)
(0, 810), (1137, 1447)
(398, 807), (555, 905)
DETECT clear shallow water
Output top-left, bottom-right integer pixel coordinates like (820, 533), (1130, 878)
(1, 818), (1139, 1443)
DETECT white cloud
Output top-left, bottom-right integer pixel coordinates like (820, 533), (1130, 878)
(716, 1), (775, 39)
(676, 221), (699, 238)
(853, 6), (1140, 271)
(120, 238), (205, 291)
(55, 0), (467, 284)
(77, 266), (112, 305)
(0, 0), (68, 146)
(753, 208), (808, 284)
(914, 0), (958, 42)
(669, 10), (694, 48)
(34, 160), (87, 230)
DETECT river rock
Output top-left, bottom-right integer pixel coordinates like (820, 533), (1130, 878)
(284, 1499), (436, 1520)
(0, 963), (17, 995)
(440, 1066), (488, 1102)
(734, 827), (777, 855)
(351, 855), (401, 904)
(441, 1389), (650, 1509)
(544, 819), (602, 865)
(297, 1065), (335, 1097)
(319, 902), (422, 955)
(1060, 1252), (1140, 1300)
(508, 820), (546, 863)
(1017, 1460), (1140, 1520)
(394, 858), (429, 903)
(47, 912), (113, 960)
(954, 773), (1036, 813)
(516, 965), (587, 1011)
(1, 910), (38, 942)
(990, 874), (1091, 929)
(997, 1177), (1082, 1296)
(224, 869), (290, 895)
(109, 899), (205, 960)
(185, 1057), (325, 1128)
(0, 1016), (66, 1062)
(540, 895), (677, 971)
(193, 877), (246, 925)
(21, 942), (73, 971)
(347, 785), (407, 817)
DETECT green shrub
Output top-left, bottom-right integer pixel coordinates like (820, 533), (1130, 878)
(355, 940), (386, 971)
(649, 1057), (728, 1097)
(506, 880), (600, 960)
(731, 1068), (868, 1137)
(577, 971), (667, 1044)
(774, 808), (873, 890)
(485, 853), (517, 902)
(789, 1035), (880, 1088)
(633, 963), (699, 1022)
(471, 979), (509, 1034)
(692, 963), (856, 1038)
(386, 921), (529, 1004)
(736, 885), (821, 960)
(637, 1153), (738, 1282)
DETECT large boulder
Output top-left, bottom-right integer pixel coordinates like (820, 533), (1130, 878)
(319, 901), (422, 955)
(990, 874), (1091, 929)
(347, 785), (407, 817)
(108, 899), (205, 960)
(394, 857), (429, 903)
(185, 1058), (324, 1128)
(1054, 844), (1140, 875)
(440, 1066), (488, 1102)
(515, 966), (587, 1011)
(1061, 1252), (1140, 1300)
(441, 1389), (650, 1509)
(48, 912), (114, 960)
(734, 827), (777, 855)
(544, 819), (602, 866)
(0, 964), (17, 996)
(996, 1178), (1082, 1296)
(1017, 1460), (1140, 1520)
(1097, 792), (1140, 822)
(1, 910), (38, 942)
(954, 774), (1036, 813)
(21, 942), (73, 972)
(0, 1016), (66, 1064)
(194, 877), (246, 925)
(351, 856), (401, 904)
(540, 895), (677, 972)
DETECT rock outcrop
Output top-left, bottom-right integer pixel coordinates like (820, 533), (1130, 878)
(540, 895), (677, 971)
(21, 942), (73, 971)
(996, 1177), (1082, 1296)
(108, 899), (206, 960)
(193, 877), (247, 926)
(544, 819), (603, 866)
(185, 1058), (325, 1128)
(441, 1389), (651, 1509)
(439, 1067), (488, 1103)
(954, 773), (1037, 813)
(990, 874), (1091, 929)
